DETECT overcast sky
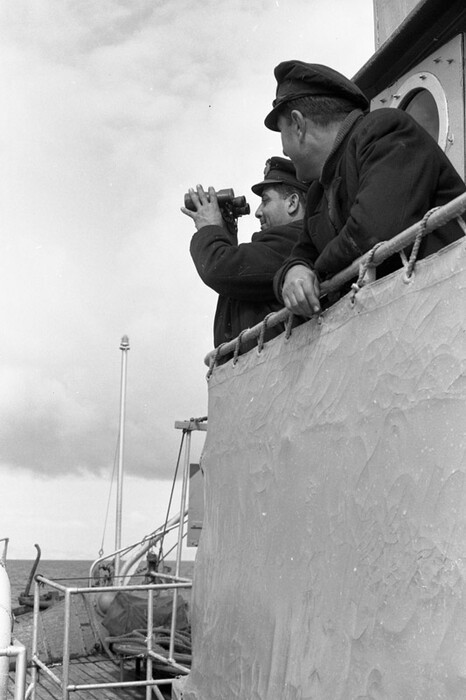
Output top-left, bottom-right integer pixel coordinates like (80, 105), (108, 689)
(0, 0), (375, 560)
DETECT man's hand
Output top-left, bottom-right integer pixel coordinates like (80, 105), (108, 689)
(181, 185), (224, 230)
(282, 264), (321, 316)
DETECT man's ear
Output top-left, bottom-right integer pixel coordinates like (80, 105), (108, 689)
(290, 109), (307, 139)
(287, 192), (301, 216)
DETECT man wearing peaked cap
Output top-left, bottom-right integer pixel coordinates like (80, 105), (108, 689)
(264, 60), (369, 132)
(182, 157), (309, 359)
(266, 59), (465, 316)
(251, 156), (309, 195)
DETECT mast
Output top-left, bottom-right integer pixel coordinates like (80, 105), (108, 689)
(114, 335), (130, 581)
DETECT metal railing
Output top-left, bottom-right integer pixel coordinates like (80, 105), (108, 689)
(0, 642), (27, 700)
(11, 418), (204, 699)
(204, 191), (466, 367)
(29, 574), (192, 700)
(0, 538), (27, 700)
(88, 417), (207, 591)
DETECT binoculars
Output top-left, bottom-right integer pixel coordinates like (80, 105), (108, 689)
(184, 188), (250, 218)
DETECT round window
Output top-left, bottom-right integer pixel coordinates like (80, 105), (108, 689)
(389, 72), (448, 150)
(401, 89), (439, 142)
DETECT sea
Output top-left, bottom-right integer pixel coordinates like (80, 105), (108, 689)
(5, 559), (195, 605)
(6, 560), (95, 604)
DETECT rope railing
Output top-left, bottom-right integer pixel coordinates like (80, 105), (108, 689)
(204, 191), (466, 370)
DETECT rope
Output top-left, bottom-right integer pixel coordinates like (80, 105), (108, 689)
(456, 215), (466, 236)
(285, 313), (294, 339)
(404, 206), (441, 280)
(398, 249), (409, 268)
(232, 330), (248, 365)
(206, 343), (226, 379)
(204, 192), (466, 370)
(158, 535), (186, 571)
(98, 431), (120, 557)
(157, 432), (185, 563)
(106, 626), (192, 662)
(256, 313), (274, 354)
(350, 241), (384, 301)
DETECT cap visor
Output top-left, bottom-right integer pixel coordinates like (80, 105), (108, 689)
(251, 178), (285, 195)
(264, 106), (281, 131)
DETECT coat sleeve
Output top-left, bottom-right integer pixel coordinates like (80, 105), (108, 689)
(190, 221), (302, 302)
(272, 181), (324, 301)
(314, 110), (454, 276)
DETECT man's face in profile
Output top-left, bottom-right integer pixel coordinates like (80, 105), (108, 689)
(255, 186), (292, 231)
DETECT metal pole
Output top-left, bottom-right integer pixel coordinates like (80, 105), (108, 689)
(11, 643), (27, 700)
(169, 429), (191, 661)
(0, 540), (8, 564)
(61, 590), (71, 700)
(30, 581), (41, 700)
(145, 588), (153, 700)
(115, 335), (130, 581)
(0, 559), (11, 700)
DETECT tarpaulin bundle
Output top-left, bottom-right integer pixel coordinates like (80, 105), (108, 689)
(181, 238), (466, 700)
(102, 591), (189, 636)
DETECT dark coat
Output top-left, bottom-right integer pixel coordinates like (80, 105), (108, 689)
(190, 219), (302, 352)
(275, 108), (466, 295)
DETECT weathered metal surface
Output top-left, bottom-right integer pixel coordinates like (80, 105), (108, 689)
(374, 0), (421, 47)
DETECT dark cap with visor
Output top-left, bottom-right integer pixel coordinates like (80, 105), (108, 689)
(251, 156), (308, 196)
(264, 60), (369, 131)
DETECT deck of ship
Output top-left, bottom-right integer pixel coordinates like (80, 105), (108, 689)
(7, 654), (174, 699)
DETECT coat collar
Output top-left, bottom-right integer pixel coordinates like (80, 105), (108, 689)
(320, 109), (365, 186)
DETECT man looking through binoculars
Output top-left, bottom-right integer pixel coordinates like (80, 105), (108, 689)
(181, 157), (308, 358)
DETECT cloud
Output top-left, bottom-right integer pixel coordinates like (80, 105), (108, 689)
(0, 0), (374, 479)
(0, 467), (192, 559)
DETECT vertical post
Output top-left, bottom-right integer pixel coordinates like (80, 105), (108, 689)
(0, 539), (8, 564)
(62, 590), (71, 700)
(145, 588), (153, 700)
(114, 335), (130, 581)
(30, 580), (40, 700)
(0, 557), (11, 700)
(169, 429), (192, 661)
(13, 644), (27, 700)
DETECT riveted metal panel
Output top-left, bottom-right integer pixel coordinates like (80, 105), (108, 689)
(371, 34), (465, 178)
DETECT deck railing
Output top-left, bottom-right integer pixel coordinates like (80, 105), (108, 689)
(29, 574), (192, 700)
(0, 539), (27, 700)
(204, 191), (466, 368)
(0, 642), (26, 700)
(23, 417), (206, 700)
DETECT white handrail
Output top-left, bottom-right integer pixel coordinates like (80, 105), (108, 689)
(0, 642), (27, 700)
(29, 575), (192, 700)
(0, 561), (11, 700)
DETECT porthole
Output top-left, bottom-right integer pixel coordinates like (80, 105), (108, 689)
(389, 72), (449, 150)
(401, 89), (439, 141)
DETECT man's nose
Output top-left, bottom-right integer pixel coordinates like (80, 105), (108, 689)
(254, 204), (263, 219)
